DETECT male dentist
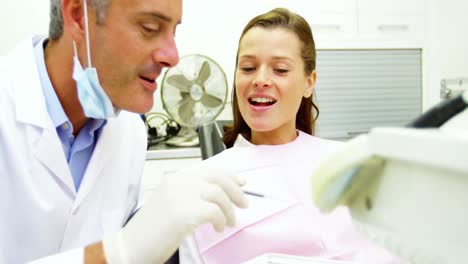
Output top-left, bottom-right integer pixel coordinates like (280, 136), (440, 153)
(0, 0), (247, 263)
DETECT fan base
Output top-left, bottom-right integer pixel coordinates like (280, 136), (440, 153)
(165, 134), (199, 147)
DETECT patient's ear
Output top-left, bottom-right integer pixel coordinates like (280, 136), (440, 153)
(304, 70), (316, 98)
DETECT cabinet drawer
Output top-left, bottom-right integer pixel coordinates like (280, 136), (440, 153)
(358, 14), (425, 43)
(358, 0), (425, 16)
(309, 13), (358, 45)
(301, 0), (358, 43)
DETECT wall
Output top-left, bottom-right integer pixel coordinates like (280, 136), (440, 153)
(1, 0), (467, 115)
(424, 0), (468, 109)
(155, 0), (467, 115)
(0, 1), (50, 55)
(434, 0), (468, 78)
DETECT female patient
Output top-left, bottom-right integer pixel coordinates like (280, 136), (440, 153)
(180, 8), (401, 264)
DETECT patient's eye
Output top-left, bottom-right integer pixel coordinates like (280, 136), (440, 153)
(274, 68), (289, 74)
(241, 67), (255, 72)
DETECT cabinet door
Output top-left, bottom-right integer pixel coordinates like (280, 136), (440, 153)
(357, 0), (425, 45)
(301, 0), (358, 46)
(227, 0), (359, 47)
(315, 49), (422, 141)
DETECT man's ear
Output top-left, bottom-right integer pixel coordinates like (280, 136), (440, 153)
(61, 0), (86, 42)
(304, 70), (316, 98)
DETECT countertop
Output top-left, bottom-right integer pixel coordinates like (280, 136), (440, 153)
(146, 142), (201, 160)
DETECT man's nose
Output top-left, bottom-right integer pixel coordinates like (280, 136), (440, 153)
(152, 33), (179, 68)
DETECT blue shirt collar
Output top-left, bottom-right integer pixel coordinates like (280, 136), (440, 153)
(33, 37), (106, 133)
(34, 37), (70, 129)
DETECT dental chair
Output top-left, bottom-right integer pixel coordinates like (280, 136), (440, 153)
(197, 120), (232, 160)
(312, 91), (468, 263)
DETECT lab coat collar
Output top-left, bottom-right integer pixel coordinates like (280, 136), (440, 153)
(7, 36), (76, 195)
(35, 127), (76, 197)
(8, 36), (115, 202)
(10, 36), (53, 130)
(73, 120), (116, 207)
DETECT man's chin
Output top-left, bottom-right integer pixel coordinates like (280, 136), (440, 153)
(120, 101), (154, 115)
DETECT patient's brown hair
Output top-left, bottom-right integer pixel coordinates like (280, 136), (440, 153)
(223, 8), (319, 147)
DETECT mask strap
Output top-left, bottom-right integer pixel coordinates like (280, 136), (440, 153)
(73, 41), (78, 57)
(83, 0), (92, 68)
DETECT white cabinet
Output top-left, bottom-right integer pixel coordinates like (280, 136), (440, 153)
(297, 0), (426, 49)
(357, 0), (425, 16)
(300, 0), (358, 44)
(221, 0), (359, 47)
(357, 0), (425, 47)
(315, 49), (422, 140)
(358, 15), (424, 42)
(251, 0), (360, 48)
(140, 148), (202, 203)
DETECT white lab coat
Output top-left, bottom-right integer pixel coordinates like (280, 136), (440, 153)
(0, 37), (147, 263)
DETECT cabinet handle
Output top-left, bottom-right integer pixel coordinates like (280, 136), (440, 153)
(347, 131), (369, 137)
(312, 24), (342, 31)
(377, 24), (409, 32)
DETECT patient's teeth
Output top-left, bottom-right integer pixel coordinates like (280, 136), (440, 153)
(251, 97), (275, 103)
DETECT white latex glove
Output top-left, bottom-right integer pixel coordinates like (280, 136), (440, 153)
(103, 164), (249, 264)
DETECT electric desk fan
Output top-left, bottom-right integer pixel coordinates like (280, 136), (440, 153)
(160, 54), (228, 147)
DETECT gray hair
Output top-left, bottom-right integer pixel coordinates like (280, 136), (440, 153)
(49, 0), (109, 41)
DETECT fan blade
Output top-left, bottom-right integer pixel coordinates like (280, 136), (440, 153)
(167, 74), (192, 93)
(196, 61), (211, 84)
(179, 90), (190, 98)
(201, 93), (223, 108)
(177, 96), (196, 123)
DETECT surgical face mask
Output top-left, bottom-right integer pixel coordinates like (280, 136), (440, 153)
(72, 0), (117, 119)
